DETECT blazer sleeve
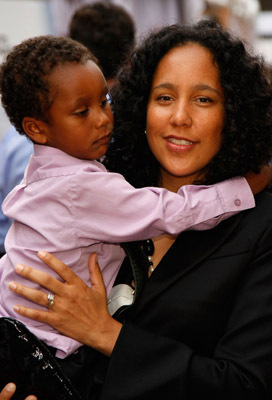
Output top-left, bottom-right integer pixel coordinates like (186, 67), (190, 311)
(98, 211), (272, 399)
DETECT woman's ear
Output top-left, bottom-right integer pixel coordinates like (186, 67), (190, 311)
(22, 117), (48, 144)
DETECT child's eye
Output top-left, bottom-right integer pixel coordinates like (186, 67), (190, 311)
(100, 98), (109, 108)
(75, 108), (88, 116)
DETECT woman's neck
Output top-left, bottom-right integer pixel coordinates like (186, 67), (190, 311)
(158, 168), (206, 193)
(147, 169), (204, 274)
(159, 174), (194, 193)
(148, 173), (195, 274)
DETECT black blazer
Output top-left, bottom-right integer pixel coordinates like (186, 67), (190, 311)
(99, 190), (272, 400)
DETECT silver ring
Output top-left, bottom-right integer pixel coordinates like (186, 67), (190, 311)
(47, 293), (55, 309)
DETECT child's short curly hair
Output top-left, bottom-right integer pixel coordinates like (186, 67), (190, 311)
(0, 35), (97, 135)
(105, 20), (272, 186)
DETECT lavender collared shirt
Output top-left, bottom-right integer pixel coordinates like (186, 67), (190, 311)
(0, 145), (255, 358)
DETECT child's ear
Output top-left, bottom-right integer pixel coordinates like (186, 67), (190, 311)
(22, 117), (48, 144)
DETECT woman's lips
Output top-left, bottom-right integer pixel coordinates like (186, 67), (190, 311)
(168, 137), (193, 145)
(165, 136), (195, 152)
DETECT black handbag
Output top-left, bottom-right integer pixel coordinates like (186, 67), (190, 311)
(0, 317), (82, 400)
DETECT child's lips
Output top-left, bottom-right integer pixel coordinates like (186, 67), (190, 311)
(95, 132), (112, 145)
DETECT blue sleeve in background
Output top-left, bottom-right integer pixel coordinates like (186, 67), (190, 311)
(0, 126), (33, 253)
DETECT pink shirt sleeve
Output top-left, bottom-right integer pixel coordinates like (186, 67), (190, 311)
(71, 171), (254, 243)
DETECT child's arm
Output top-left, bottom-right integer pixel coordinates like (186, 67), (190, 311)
(74, 172), (255, 242)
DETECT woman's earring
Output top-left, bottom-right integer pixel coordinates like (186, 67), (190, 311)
(144, 129), (147, 135)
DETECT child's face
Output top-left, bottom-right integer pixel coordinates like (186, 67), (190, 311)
(43, 60), (113, 160)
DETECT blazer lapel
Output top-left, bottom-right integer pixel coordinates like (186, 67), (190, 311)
(130, 212), (245, 318)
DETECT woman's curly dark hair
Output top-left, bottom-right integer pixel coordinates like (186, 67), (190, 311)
(104, 20), (272, 187)
(0, 35), (97, 135)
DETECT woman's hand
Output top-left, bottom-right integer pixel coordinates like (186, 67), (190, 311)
(245, 164), (272, 195)
(8, 252), (122, 356)
(0, 383), (36, 400)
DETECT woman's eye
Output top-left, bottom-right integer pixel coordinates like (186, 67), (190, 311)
(197, 97), (213, 103)
(157, 95), (172, 102)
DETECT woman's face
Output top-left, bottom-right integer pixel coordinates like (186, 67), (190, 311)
(146, 43), (225, 190)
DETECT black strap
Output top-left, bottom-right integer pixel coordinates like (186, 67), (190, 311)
(113, 241), (148, 320)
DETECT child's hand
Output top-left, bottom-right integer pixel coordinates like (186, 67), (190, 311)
(245, 164), (272, 195)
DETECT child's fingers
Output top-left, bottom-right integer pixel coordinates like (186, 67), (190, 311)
(0, 384), (36, 400)
(0, 383), (16, 400)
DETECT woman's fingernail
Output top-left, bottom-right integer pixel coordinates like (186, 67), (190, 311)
(14, 305), (20, 312)
(8, 282), (17, 290)
(38, 250), (47, 258)
(15, 264), (24, 272)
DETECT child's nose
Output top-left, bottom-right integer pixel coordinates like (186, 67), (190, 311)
(96, 108), (111, 128)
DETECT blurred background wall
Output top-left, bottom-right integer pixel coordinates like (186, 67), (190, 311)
(0, 0), (271, 141)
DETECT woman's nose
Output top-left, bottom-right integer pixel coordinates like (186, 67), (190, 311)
(170, 101), (192, 127)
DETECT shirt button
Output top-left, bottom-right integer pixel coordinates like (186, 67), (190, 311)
(234, 199), (241, 207)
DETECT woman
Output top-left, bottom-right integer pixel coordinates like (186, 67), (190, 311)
(2, 20), (272, 399)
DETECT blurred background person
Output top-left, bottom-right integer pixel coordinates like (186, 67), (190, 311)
(49, 0), (183, 39)
(68, 1), (136, 89)
(201, 0), (260, 46)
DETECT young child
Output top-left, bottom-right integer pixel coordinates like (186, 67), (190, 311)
(0, 35), (255, 397)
